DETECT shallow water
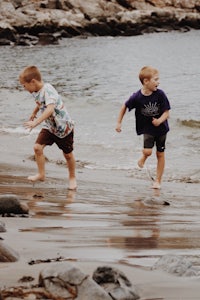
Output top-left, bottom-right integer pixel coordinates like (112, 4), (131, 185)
(1, 167), (200, 270)
(0, 30), (200, 182)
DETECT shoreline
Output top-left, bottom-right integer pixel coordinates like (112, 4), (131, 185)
(1, 159), (200, 298)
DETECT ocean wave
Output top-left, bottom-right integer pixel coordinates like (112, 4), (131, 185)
(168, 176), (200, 184)
(84, 164), (133, 171)
(177, 119), (200, 128)
(0, 126), (39, 135)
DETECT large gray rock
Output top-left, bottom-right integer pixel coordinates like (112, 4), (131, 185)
(39, 262), (112, 300)
(93, 266), (140, 300)
(0, 194), (29, 215)
(0, 241), (19, 262)
(0, 263), (141, 299)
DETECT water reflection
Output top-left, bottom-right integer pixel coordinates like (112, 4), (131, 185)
(27, 188), (76, 218)
(108, 195), (161, 251)
(124, 199), (160, 250)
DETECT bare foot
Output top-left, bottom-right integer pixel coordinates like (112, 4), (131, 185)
(152, 181), (161, 189)
(137, 157), (145, 168)
(68, 177), (77, 190)
(27, 174), (45, 182)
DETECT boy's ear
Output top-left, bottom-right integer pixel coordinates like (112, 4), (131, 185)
(143, 78), (149, 84)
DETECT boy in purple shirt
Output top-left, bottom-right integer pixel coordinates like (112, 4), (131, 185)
(116, 66), (171, 189)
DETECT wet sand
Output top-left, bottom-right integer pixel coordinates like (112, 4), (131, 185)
(1, 156), (200, 299)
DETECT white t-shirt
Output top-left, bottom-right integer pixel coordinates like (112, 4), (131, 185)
(32, 83), (74, 138)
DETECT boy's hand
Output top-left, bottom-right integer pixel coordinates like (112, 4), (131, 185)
(24, 120), (38, 130)
(29, 113), (37, 121)
(152, 117), (161, 127)
(115, 123), (122, 132)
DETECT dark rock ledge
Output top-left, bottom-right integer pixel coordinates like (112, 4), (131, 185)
(0, 0), (200, 45)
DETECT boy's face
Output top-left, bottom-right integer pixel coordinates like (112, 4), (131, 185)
(20, 78), (37, 93)
(145, 73), (160, 92)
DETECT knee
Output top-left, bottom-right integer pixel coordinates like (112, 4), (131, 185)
(156, 151), (165, 159)
(143, 148), (152, 157)
(64, 152), (73, 161)
(33, 143), (43, 155)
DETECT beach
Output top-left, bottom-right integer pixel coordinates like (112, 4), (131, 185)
(0, 30), (200, 299)
(1, 150), (200, 299)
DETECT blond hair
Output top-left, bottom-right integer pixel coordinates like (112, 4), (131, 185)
(139, 66), (158, 84)
(19, 66), (42, 83)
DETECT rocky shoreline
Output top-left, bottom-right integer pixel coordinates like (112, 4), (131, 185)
(0, 0), (200, 46)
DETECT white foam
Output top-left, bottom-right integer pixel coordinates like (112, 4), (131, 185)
(0, 126), (39, 135)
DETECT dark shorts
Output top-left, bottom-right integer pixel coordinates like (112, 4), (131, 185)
(143, 134), (167, 152)
(36, 128), (74, 154)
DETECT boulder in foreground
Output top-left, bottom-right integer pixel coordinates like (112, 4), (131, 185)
(0, 194), (29, 215)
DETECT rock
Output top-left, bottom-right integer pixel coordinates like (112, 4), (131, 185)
(0, 220), (6, 232)
(143, 197), (170, 206)
(38, 32), (60, 45)
(153, 254), (194, 276)
(93, 265), (140, 300)
(39, 262), (112, 299)
(0, 194), (29, 215)
(0, 38), (14, 45)
(0, 24), (17, 43)
(1, 262), (141, 298)
(0, 241), (19, 262)
(16, 33), (39, 46)
(0, 0), (200, 45)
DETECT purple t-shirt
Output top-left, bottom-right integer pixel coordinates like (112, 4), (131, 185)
(125, 89), (171, 136)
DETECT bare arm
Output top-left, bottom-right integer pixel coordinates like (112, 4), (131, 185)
(24, 104), (55, 130)
(29, 105), (40, 121)
(115, 104), (127, 132)
(152, 110), (170, 127)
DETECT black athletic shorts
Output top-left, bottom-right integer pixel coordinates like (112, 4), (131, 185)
(36, 128), (74, 154)
(143, 134), (166, 152)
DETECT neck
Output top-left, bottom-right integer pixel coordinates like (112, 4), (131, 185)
(141, 87), (152, 96)
(35, 81), (44, 92)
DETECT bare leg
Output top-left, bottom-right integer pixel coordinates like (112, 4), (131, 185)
(138, 148), (152, 168)
(152, 151), (165, 189)
(28, 144), (46, 182)
(63, 151), (77, 190)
